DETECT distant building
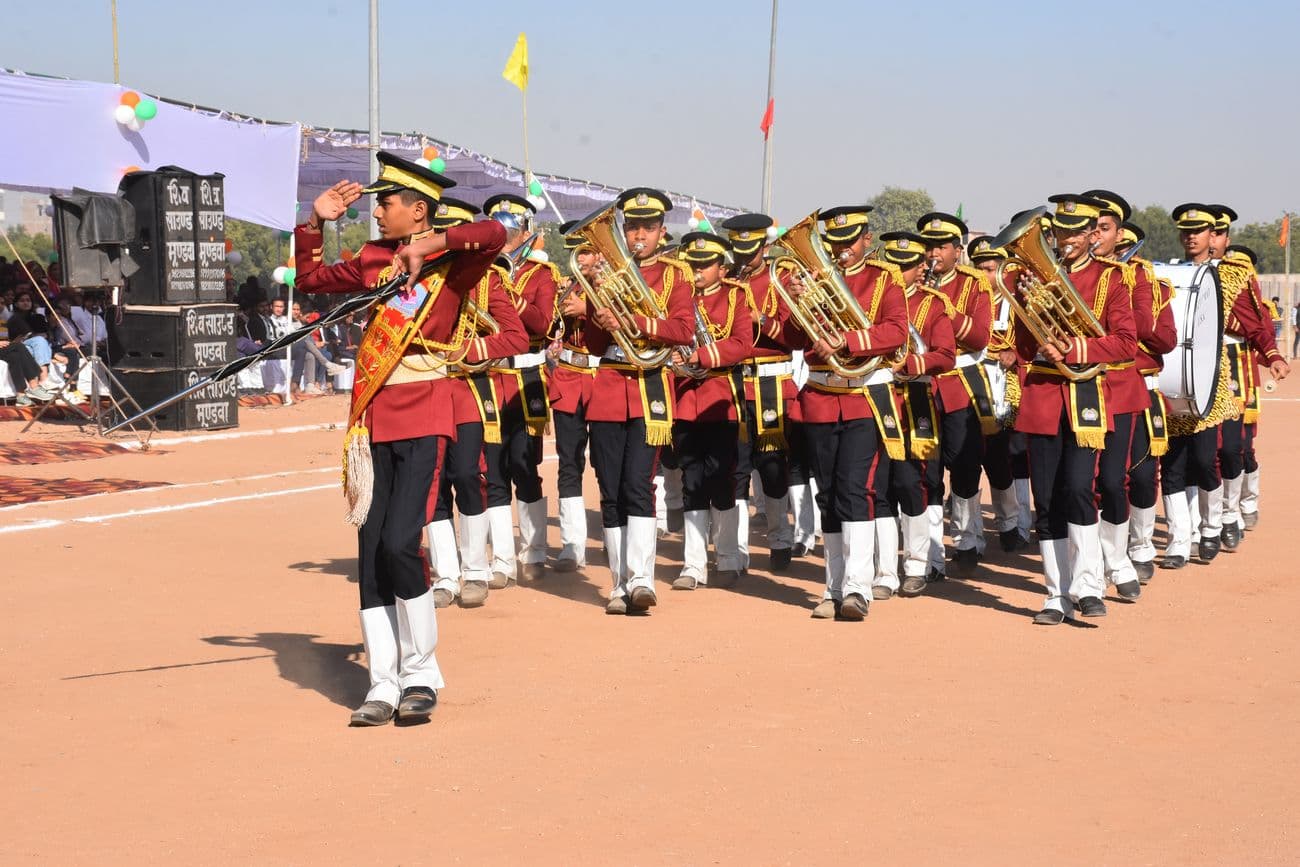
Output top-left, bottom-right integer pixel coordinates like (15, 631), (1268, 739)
(0, 189), (53, 235)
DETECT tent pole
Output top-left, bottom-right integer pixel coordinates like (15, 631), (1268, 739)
(368, 0), (381, 241)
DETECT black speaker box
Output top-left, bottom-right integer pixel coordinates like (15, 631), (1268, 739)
(118, 167), (226, 305)
(51, 195), (134, 289)
(112, 367), (239, 432)
(108, 303), (238, 369)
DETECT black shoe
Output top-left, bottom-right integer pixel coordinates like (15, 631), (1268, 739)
(949, 546), (980, 577)
(396, 686), (438, 722)
(926, 567), (946, 582)
(791, 542), (810, 558)
(1033, 608), (1065, 626)
(837, 593), (869, 621)
(1115, 580), (1141, 601)
(349, 700), (395, 727)
(1243, 512), (1259, 530)
(1161, 554), (1187, 570)
(1221, 522), (1241, 551)
(999, 529), (1027, 553)
(1134, 560), (1155, 584)
(770, 547), (792, 571)
(1199, 537), (1221, 562)
(1078, 596), (1107, 618)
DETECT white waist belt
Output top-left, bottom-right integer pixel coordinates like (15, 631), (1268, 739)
(1145, 375), (1160, 389)
(385, 353), (448, 387)
(746, 361), (794, 377)
(558, 348), (601, 368)
(1224, 334), (1245, 346)
(956, 350), (986, 368)
(493, 350), (546, 370)
(806, 368), (894, 389)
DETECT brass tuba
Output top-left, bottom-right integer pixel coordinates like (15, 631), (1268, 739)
(767, 211), (882, 379)
(990, 206), (1106, 382)
(565, 202), (675, 368)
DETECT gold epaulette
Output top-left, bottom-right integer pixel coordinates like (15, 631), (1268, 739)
(956, 263), (995, 300)
(918, 285), (956, 315)
(520, 259), (563, 283)
(662, 256), (694, 276)
(1217, 259), (1251, 310)
(870, 258), (902, 277)
(1094, 256), (1136, 290)
(720, 277), (747, 291)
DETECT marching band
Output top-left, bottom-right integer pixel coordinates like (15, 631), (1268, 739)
(299, 150), (1292, 725)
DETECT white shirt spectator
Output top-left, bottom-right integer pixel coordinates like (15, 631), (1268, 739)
(71, 306), (107, 345)
(269, 314), (291, 340)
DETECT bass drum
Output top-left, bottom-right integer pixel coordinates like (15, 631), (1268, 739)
(1153, 262), (1223, 418)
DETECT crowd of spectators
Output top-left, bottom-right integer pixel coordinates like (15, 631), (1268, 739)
(0, 256), (102, 406)
(233, 277), (360, 398)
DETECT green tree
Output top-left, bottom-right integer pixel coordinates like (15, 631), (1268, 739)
(866, 187), (936, 238)
(2, 226), (55, 266)
(1230, 219), (1286, 273)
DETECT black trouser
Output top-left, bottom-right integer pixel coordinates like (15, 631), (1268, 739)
(590, 417), (660, 528)
(804, 416), (884, 534)
(1243, 422), (1258, 474)
(983, 430), (1015, 491)
(1127, 413), (1159, 511)
(887, 446), (942, 519)
(1097, 411), (1137, 524)
(484, 406), (543, 508)
(433, 421), (485, 521)
(1, 342), (39, 388)
(939, 404), (984, 499)
(1160, 427), (1221, 495)
(787, 420), (811, 487)
(1218, 416), (1245, 481)
(1027, 415), (1100, 540)
(675, 421), (740, 512)
(553, 405), (590, 500)
(733, 400), (790, 501)
(358, 435), (446, 609)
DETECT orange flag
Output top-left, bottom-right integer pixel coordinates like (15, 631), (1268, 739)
(1280, 213), (1290, 248)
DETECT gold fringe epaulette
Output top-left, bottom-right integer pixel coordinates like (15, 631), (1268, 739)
(1095, 256), (1136, 290)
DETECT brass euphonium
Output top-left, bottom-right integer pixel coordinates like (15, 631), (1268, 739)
(990, 206), (1106, 382)
(767, 211), (882, 379)
(565, 202), (675, 368)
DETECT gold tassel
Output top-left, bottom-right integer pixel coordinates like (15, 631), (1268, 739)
(342, 424), (374, 527)
(756, 430), (786, 452)
(1075, 429), (1107, 449)
(910, 439), (938, 460)
(645, 420), (674, 447)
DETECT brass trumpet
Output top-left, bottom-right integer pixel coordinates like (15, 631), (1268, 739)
(990, 207), (1106, 382)
(767, 211), (882, 379)
(565, 202), (675, 368)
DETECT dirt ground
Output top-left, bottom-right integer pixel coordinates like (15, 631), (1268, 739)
(3, 385), (1299, 866)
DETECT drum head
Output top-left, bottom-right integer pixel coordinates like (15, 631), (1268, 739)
(1184, 264), (1223, 417)
(1154, 262), (1224, 418)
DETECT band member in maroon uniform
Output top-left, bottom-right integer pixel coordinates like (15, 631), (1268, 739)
(1013, 195), (1136, 625)
(547, 222), (601, 571)
(779, 205), (908, 621)
(722, 212), (798, 572)
(873, 232), (956, 599)
(295, 152), (505, 725)
(559, 188), (694, 615)
(915, 212), (995, 578)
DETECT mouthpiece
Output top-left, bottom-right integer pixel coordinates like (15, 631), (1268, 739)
(632, 243), (645, 253)
(1063, 244), (1075, 256)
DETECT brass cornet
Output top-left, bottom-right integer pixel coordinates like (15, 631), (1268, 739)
(445, 294), (500, 373)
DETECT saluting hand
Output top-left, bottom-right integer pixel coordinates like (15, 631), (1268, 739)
(312, 181), (364, 224)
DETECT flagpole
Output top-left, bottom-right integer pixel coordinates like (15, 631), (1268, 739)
(367, 0), (381, 241)
(111, 0), (120, 83)
(760, 0), (778, 214)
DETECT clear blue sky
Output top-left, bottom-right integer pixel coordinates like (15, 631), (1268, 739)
(3, 0), (1297, 231)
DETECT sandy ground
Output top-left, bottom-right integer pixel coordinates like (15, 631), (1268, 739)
(3, 386), (1299, 865)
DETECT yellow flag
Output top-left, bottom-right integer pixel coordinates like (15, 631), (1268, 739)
(502, 32), (529, 91)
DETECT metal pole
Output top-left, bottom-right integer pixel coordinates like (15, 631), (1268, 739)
(111, 0), (120, 83)
(368, 0), (381, 241)
(760, 0), (778, 214)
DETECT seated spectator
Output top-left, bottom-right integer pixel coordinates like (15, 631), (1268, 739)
(49, 296), (87, 397)
(0, 337), (53, 406)
(326, 313), (361, 364)
(45, 263), (62, 302)
(237, 300), (270, 357)
(6, 291), (57, 387)
(268, 297), (290, 339)
(0, 286), (13, 325)
(71, 292), (109, 355)
(289, 299), (343, 395)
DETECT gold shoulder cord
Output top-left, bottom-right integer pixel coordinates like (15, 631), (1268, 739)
(405, 273), (484, 369)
